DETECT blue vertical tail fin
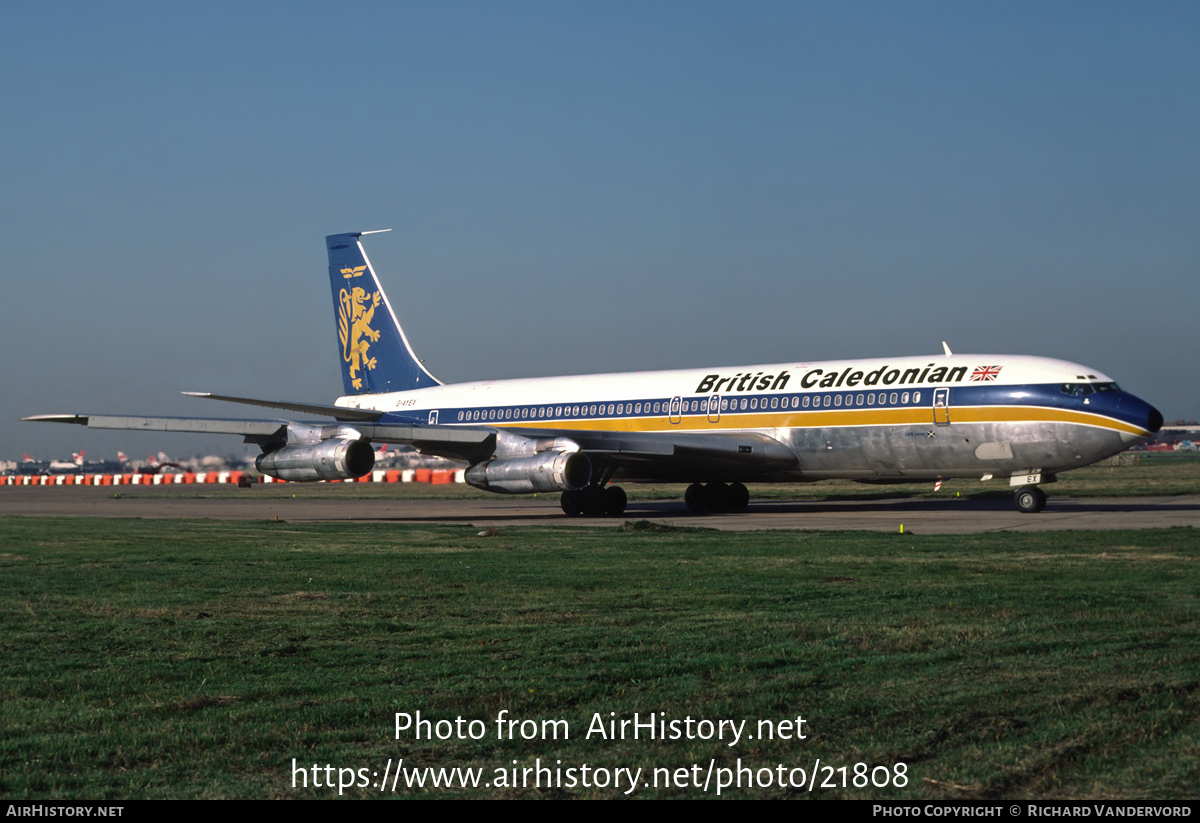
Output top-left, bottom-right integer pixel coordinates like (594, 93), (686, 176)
(326, 231), (441, 395)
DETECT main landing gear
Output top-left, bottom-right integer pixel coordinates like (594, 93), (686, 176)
(560, 484), (627, 517)
(1013, 485), (1047, 514)
(684, 482), (750, 514)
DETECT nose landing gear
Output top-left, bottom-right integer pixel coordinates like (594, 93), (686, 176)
(1013, 485), (1047, 513)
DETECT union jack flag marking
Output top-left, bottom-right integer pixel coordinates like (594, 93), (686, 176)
(970, 365), (1002, 382)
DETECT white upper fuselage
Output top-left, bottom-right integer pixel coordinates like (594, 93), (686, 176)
(335, 353), (1111, 417)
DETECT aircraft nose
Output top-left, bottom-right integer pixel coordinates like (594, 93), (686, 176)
(1147, 406), (1163, 434)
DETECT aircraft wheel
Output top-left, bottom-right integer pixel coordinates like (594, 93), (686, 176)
(582, 485), (608, 517)
(729, 482), (750, 512)
(605, 485), (627, 516)
(706, 482), (730, 512)
(1013, 485), (1047, 514)
(560, 489), (584, 516)
(684, 483), (708, 513)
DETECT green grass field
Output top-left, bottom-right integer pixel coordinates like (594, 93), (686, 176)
(1, 517), (1196, 798)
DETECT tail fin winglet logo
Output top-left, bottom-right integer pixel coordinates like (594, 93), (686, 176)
(341, 265), (367, 279)
(338, 287), (383, 390)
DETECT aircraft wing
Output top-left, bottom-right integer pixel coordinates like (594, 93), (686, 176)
(550, 427), (798, 478)
(22, 413), (499, 464)
(22, 414), (289, 437)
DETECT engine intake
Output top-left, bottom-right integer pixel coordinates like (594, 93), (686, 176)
(465, 451), (591, 494)
(256, 438), (375, 482)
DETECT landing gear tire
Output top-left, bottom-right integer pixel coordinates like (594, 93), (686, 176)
(560, 489), (584, 516)
(582, 485), (608, 517)
(1014, 485), (1047, 514)
(605, 486), (627, 517)
(685, 482), (748, 514)
(729, 482), (750, 512)
(706, 482), (730, 512)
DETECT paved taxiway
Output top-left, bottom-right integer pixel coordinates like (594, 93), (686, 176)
(1, 487), (1197, 533)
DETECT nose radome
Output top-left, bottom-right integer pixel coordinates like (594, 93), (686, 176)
(1148, 406), (1163, 434)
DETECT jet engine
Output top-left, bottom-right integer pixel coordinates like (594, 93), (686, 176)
(465, 450), (592, 494)
(256, 437), (375, 482)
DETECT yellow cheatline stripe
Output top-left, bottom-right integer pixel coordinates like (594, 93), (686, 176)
(950, 405), (1148, 435)
(454, 404), (1147, 436)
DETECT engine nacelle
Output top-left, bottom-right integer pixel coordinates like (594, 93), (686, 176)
(256, 438), (375, 482)
(465, 451), (592, 494)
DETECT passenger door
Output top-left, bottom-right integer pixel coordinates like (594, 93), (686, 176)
(932, 388), (950, 425)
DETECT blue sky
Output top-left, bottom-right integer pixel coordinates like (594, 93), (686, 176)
(3, 1), (1197, 461)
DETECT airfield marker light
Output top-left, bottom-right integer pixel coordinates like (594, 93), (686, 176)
(900, 524), (904, 534)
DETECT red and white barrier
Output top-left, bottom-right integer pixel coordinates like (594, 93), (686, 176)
(4, 468), (466, 486)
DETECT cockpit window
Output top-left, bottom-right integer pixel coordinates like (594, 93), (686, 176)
(1061, 382), (1120, 396)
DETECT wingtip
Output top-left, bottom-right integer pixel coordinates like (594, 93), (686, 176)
(22, 414), (89, 424)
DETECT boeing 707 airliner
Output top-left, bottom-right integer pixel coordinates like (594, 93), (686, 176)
(26, 231), (1164, 516)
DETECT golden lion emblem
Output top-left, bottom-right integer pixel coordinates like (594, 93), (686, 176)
(338, 287), (382, 390)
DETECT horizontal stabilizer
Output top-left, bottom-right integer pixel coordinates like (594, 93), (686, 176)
(182, 392), (383, 421)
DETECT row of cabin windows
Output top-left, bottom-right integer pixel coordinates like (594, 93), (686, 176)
(452, 391), (924, 422)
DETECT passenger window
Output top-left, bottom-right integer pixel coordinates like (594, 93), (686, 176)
(824, 395), (832, 407)
(913, 392), (920, 403)
(834, 395), (842, 407)
(901, 392), (909, 404)
(856, 393), (864, 405)
(867, 393), (874, 405)
(813, 396), (821, 408)
(749, 398), (757, 410)
(457, 411), (464, 421)
(889, 393), (898, 404)
(802, 396), (810, 408)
